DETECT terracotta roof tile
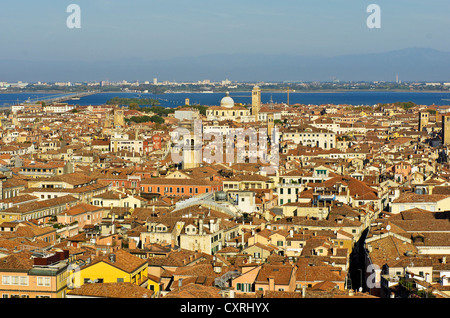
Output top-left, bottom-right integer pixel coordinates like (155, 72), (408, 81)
(83, 249), (147, 273)
(163, 283), (222, 298)
(67, 282), (154, 298)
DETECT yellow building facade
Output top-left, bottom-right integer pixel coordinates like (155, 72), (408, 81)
(75, 250), (149, 290)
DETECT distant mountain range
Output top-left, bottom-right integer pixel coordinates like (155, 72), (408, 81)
(2, 47), (450, 83)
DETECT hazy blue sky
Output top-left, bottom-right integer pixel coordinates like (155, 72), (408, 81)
(0, 0), (449, 62)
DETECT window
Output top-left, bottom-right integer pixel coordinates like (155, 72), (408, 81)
(11, 276), (19, 285)
(2, 276), (10, 285)
(19, 277), (28, 286)
(37, 277), (50, 287)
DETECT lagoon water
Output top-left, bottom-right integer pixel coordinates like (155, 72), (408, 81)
(2, 91), (450, 108)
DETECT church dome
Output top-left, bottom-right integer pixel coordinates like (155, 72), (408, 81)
(220, 92), (234, 108)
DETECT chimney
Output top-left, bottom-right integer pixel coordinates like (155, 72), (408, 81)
(129, 239), (137, 249)
(268, 277), (275, 291)
(199, 218), (203, 235)
(111, 213), (116, 235)
(178, 278), (183, 288)
(109, 254), (116, 263)
(442, 276), (448, 286)
(301, 285), (307, 298)
(443, 256), (446, 264)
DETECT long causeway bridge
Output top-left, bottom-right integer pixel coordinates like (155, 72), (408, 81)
(23, 90), (99, 105)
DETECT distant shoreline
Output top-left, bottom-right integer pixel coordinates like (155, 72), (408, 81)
(1, 89), (450, 94)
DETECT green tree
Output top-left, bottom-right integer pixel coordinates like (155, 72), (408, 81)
(129, 103), (140, 110)
(106, 97), (160, 107)
(149, 115), (164, 124)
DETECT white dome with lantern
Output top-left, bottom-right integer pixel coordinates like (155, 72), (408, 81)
(220, 91), (235, 108)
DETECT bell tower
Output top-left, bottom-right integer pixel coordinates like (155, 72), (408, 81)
(442, 115), (450, 145)
(418, 111), (429, 132)
(182, 134), (202, 169)
(114, 108), (125, 128)
(252, 85), (261, 121)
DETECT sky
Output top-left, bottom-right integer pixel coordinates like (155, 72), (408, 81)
(0, 0), (449, 62)
(0, 0), (450, 81)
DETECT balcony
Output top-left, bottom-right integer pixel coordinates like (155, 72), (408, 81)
(382, 275), (436, 298)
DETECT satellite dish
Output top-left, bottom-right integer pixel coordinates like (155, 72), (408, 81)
(386, 225), (391, 231)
